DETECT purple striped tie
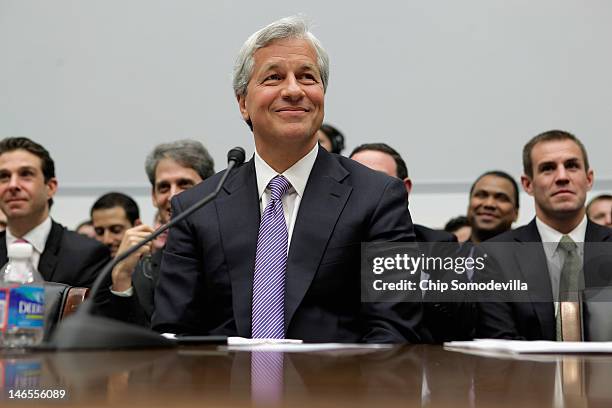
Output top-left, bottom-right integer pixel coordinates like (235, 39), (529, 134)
(252, 175), (291, 339)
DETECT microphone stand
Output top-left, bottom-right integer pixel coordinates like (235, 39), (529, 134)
(48, 148), (245, 350)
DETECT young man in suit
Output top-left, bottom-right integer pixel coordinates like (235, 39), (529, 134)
(477, 130), (612, 340)
(0, 137), (110, 287)
(152, 16), (423, 343)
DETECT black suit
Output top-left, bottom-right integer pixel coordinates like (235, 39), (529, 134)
(0, 220), (110, 287)
(476, 218), (612, 340)
(152, 147), (423, 343)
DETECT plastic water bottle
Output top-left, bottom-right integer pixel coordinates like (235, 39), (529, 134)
(0, 243), (45, 348)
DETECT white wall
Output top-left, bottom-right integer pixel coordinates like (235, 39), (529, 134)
(1, 0), (611, 229)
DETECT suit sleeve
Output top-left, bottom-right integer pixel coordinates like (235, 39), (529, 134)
(360, 178), (424, 343)
(151, 196), (204, 334)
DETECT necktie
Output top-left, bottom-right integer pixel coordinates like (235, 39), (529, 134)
(252, 175), (291, 339)
(556, 235), (583, 341)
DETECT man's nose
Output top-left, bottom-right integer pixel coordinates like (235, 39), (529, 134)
(103, 230), (114, 245)
(555, 166), (570, 183)
(8, 174), (20, 189)
(483, 196), (497, 208)
(281, 74), (304, 100)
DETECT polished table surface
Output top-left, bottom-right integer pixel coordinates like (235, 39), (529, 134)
(2, 344), (612, 407)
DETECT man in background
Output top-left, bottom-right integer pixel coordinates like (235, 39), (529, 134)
(0, 137), (109, 287)
(466, 170), (519, 243)
(91, 192), (141, 257)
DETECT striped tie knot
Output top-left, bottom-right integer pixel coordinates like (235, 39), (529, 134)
(559, 235), (578, 254)
(268, 176), (291, 201)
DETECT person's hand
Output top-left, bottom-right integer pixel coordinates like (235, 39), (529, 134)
(111, 224), (155, 292)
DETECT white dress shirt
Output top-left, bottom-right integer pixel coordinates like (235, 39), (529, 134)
(5, 216), (53, 270)
(254, 144), (318, 251)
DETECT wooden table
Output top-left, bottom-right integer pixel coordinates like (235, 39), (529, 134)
(2, 345), (611, 407)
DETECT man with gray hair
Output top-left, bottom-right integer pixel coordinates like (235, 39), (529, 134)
(95, 139), (214, 325)
(153, 16), (422, 342)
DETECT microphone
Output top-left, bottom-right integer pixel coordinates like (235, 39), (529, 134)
(48, 147), (246, 350)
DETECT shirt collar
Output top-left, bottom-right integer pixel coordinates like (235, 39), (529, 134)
(6, 216), (52, 254)
(536, 215), (587, 257)
(254, 143), (318, 199)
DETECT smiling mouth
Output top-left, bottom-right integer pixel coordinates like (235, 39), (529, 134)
(276, 107), (309, 113)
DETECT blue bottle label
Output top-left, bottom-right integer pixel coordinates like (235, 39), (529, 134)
(6, 286), (44, 329)
(0, 288), (7, 330)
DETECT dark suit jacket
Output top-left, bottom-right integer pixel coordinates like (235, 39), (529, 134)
(0, 220), (110, 288)
(476, 218), (612, 340)
(152, 147), (423, 343)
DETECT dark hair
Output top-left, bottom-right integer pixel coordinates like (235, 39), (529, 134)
(144, 139), (215, 187)
(319, 123), (345, 154)
(90, 192), (140, 225)
(444, 216), (470, 233)
(586, 194), (612, 215)
(523, 130), (589, 178)
(350, 143), (408, 180)
(469, 170), (520, 210)
(0, 137), (56, 207)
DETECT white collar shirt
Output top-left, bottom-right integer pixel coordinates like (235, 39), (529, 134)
(254, 144), (318, 251)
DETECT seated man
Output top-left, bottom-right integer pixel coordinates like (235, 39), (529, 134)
(152, 16), (422, 343)
(94, 140), (214, 325)
(91, 192), (141, 257)
(477, 130), (612, 340)
(0, 137), (110, 287)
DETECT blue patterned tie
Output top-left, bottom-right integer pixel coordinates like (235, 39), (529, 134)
(252, 175), (291, 339)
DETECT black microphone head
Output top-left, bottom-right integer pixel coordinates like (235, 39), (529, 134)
(227, 147), (246, 166)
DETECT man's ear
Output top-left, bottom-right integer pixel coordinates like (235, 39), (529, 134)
(403, 178), (413, 196)
(586, 168), (594, 192)
(237, 94), (250, 122)
(520, 175), (533, 197)
(46, 177), (58, 199)
(134, 218), (142, 227)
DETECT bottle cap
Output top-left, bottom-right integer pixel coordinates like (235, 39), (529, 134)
(7, 242), (34, 259)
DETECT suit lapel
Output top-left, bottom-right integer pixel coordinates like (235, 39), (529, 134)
(216, 160), (260, 337)
(37, 221), (62, 282)
(513, 220), (555, 338)
(284, 149), (351, 331)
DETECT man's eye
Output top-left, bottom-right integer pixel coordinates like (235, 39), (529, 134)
(264, 74), (281, 81)
(110, 226), (124, 234)
(299, 73), (317, 83)
(94, 228), (104, 236)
